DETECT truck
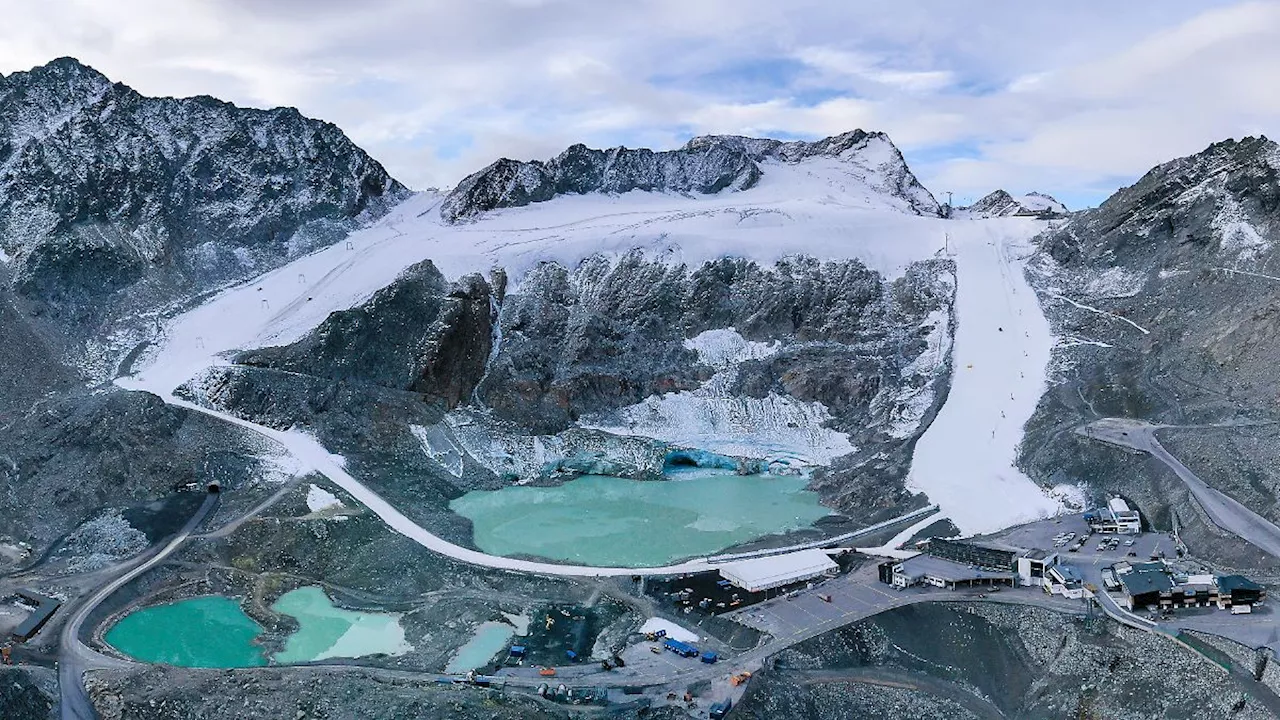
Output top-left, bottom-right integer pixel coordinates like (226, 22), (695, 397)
(663, 639), (700, 658)
(1232, 604), (1253, 615)
(709, 699), (733, 719)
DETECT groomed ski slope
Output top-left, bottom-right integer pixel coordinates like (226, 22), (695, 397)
(120, 162), (1063, 570)
(903, 219), (1063, 536)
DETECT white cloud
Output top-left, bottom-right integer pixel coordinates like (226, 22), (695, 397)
(0, 0), (1274, 207)
(795, 47), (953, 93)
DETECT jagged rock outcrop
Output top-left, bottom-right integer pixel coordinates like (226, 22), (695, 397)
(0, 57), (407, 327)
(236, 261), (497, 409)
(186, 246), (952, 521)
(965, 189), (1067, 218)
(0, 280), (75, 419)
(441, 129), (939, 222)
(479, 252), (905, 435)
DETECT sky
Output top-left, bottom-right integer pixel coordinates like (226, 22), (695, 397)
(2, 1), (1278, 209)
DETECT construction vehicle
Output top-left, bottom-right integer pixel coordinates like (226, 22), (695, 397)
(729, 671), (753, 686)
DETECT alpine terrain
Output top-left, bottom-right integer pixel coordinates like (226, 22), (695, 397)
(2, 55), (1278, 720)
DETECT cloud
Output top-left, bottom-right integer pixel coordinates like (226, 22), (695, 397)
(0, 0), (1273, 206)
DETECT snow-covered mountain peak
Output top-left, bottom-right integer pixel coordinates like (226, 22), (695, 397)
(964, 189), (1067, 218)
(440, 129), (940, 223)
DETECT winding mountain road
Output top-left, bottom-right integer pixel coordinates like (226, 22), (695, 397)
(1079, 418), (1280, 559)
(58, 493), (218, 720)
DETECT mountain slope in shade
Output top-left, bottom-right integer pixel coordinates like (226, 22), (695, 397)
(441, 129), (940, 222)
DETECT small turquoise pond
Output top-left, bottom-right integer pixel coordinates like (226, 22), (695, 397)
(106, 587), (410, 668)
(449, 468), (829, 566)
(445, 621), (514, 674)
(104, 596), (266, 668)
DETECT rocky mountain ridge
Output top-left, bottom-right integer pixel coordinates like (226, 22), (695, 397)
(0, 57), (407, 369)
(440, 129), (940, 222)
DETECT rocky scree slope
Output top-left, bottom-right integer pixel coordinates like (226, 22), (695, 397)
(0, 57), (407, 374)
(0, 389), (270, 568)
(182, 249), (956, 528)
(1020, 136), (1280, 559)
(736, 602), (1271, 720)
(440, 129), (940, 222)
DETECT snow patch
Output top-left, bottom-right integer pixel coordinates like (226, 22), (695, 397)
(883, 304), (952, 440)
(306, 484), (344, 513)
(1084, 266), (1144, 298)
(581, 329), (854, 466)
(639, 617), (699, 643)
(1048, 483), (1088, 512)
(410, 424), (465, 478)
(1214, 199), (1271, 262)
(902, 221), (1063, 536)
(683, 328), (778, 370)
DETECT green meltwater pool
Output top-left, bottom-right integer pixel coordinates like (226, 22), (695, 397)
(449, 468), (830, 566)
(106, 587), (411, 668)
(104, 596), (267, 668)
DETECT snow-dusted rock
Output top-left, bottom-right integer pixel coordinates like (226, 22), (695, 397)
(441, 129), (939, 222)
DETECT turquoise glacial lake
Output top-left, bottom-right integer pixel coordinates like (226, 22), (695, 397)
(449, 468), (830, 566)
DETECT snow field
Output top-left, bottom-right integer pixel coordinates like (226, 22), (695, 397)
(119, 157), (1070, 569)
(902, 219), (1062, 535)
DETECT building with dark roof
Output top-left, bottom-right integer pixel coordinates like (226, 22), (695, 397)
(1117, 565), (1174, 610)
(888, 554), (1016, 590)
(1047, 564), (1085, 599)
(923, 538), (1018, 572)
(11, 590), (61, 642)
(1217, 575), (1266, 607)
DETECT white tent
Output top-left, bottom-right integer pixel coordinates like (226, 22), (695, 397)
(717, 549), (839, 593)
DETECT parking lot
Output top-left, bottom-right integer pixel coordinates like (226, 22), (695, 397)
(991, 513), (1175, 567)
(728, 566), (909, 636)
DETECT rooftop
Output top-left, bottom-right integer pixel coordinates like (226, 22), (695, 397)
(1108, 497), (1131, 513)
(1218, 575), (1265, 593)
(900, 554), (1017, 583)
(1052, 565), (1083, 583)
(1119, 569), (1173, 597)
(718, 549), (838, 591)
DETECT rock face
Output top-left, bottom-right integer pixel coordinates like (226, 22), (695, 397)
(192, 249), (954, 525)
(441, 129), (939, 222)
(736, 602), (1272, 720)
(1020, 136), (1280, 560)
(236, 261), (497, 409)
(966, 189), (1067, 217)
(0, 280), (75, 419)
(0, 388), (264, 563)
(0, 57), (407, 329)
